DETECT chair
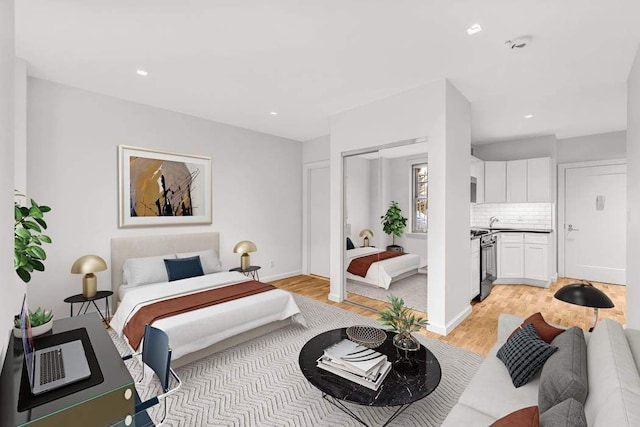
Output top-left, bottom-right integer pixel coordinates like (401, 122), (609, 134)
(122, 324), (182, 425)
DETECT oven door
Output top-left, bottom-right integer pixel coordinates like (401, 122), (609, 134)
(481, 242), (497, 282)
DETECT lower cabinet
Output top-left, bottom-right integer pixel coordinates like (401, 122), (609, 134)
(497, 232), (551, 286)
(471, 239), (480, 300)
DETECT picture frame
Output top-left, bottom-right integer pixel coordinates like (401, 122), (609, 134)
(118, 145), (212, 228)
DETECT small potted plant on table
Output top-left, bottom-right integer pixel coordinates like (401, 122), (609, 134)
(379, 294), (428, 352)
(14, 307), (54, 338)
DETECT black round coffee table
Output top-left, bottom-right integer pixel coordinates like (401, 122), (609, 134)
(299, 328), (441, 426)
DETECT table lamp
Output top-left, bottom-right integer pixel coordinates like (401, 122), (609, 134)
(233, 240), (257, 270)
(359, 229), (373, 247)
(71, 255), (108, 298)
(553, 282), (614, 331)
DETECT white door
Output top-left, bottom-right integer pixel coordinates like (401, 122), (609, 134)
(565, 164), (626, 284)
(309, 167), (330, 277)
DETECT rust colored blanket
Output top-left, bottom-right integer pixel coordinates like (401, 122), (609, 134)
(123, 280), (275, 350)
(347, 250), (406, 278)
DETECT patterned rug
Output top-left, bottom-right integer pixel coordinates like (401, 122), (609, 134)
(347, 273), (428, 313)
(110, 294), (483, 426)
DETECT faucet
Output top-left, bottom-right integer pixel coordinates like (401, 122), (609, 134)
(489, 216), (500, 228)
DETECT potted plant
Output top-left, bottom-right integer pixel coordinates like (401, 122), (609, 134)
(13, 307), (54, 338)
(380, 201), (407, 251)
(379, 294), (428, 352)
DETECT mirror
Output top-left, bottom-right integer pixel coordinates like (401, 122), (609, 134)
(343, 140), (428, 315)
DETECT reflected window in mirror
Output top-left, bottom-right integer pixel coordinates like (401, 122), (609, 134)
(412, 163), (428, 233)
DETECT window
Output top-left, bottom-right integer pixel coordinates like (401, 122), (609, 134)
(412, 163), (428, 233)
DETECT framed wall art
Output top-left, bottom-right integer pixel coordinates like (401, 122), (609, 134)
(118, 145), (212, 227)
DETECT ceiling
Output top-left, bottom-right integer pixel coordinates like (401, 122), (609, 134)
(15, 1), (640, 143)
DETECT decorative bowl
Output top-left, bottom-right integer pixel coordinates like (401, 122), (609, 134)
(346, 325), (386, 349)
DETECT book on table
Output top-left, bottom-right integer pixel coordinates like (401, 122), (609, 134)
(317, 355), (392, 391)
(317, 339), (391, 390)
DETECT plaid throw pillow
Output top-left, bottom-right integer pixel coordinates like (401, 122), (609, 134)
(497, 323), (558, 388)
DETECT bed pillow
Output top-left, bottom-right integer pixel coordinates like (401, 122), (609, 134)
(497, 323), (558, 388)
(176, 249), (222, 274)
(164, 256), (204, 282)
(123, 254), (177, 287)
(346, 237), (355, 250)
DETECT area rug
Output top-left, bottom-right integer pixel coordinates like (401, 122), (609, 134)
(347, 272), (428, 313)
(110, 294), (482, 426)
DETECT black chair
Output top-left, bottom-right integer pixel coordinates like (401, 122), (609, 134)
(122, 324), (182, 425)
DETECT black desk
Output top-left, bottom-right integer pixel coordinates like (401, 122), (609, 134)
(0, 313), (135, 426)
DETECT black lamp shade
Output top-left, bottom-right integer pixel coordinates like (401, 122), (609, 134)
(554, 283), (614, 309)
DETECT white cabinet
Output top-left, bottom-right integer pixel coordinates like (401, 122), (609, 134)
(470, 239), (480, 299)
(470, 157), (485, 203)
(527, 157), (552, 202)
(506, 160), (527, 202)
(498, 233), (525, 278)
(484, 161), (506, 203)
(524, 233), (549, 281)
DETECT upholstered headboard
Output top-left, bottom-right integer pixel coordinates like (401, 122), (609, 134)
(110, 232), (220, 299)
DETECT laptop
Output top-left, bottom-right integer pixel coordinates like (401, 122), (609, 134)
(19, 296), (91, 395)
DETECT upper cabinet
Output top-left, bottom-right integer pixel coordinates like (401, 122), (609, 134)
(470, 156), (485, 203)
(479, 157), (553, 203)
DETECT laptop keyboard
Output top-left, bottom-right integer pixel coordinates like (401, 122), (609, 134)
(40, 349), (66, 385)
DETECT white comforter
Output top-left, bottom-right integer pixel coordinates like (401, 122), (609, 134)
(110, 271), (305, 360)
(345, 247), (422, 289)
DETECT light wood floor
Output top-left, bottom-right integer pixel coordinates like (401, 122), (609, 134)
(270, 275), (626, 356)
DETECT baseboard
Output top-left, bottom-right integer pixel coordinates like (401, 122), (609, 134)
(262, 270), (302, 282)
(494, 278), (550, 288)
(427, 305), (472, 336)
(328, 293), (343, 303)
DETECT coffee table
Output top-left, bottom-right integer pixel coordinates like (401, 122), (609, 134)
(299, 328), (442, 426)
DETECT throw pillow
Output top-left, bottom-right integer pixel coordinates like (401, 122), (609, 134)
(539, 398), (587, 427)
(491, 406), (539, 427)
(509, 312), (565, 344)
(497, 323), (558, 388)
(164, 256), (204, 282)
(538, 326), (588, 414)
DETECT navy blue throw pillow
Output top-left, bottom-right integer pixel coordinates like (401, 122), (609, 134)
(164, 256), (204, 282)
(346, 237), (355, 250)
(497, 323), (558, 388)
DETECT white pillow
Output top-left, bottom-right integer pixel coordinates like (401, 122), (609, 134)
(123, 254), (177, 287)
(176, 249), (222, 275)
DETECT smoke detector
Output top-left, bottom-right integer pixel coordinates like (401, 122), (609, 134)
(505, 36), (532, 49)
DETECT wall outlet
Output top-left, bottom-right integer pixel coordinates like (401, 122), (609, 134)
(270, 260), (275, 268)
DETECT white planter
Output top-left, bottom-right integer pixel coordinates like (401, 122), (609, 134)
(13, 320), (53, 338)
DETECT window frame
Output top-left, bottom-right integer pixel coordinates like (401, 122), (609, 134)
(411, 162), (428, 234)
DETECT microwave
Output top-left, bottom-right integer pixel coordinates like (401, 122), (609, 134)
(470, 177), (477, 203)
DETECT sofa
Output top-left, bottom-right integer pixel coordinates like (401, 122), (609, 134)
(442, 314), (640, 426)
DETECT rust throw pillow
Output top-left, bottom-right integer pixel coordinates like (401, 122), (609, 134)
(491, 406), (539, 427)
(509, 312), (564, 344)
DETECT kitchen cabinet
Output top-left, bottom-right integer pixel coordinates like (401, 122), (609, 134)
(498, 233), (524, 278)
(470, 157), (485, 203)
(497, 232), (552, 286)
(506, 160), (527, 202)
(484, 161), (506, 203)
(470, 239), (480, 299)
(524, 233), (549, 281)
(527, 157), (552, 202)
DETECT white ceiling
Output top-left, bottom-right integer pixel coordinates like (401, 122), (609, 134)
(15, 1), (640, 143)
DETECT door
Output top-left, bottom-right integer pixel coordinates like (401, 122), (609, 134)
(309, 166), (330, 277)
(565, 163), (626, 284)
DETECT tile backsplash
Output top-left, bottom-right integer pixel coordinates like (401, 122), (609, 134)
(471, 203), (554, 229)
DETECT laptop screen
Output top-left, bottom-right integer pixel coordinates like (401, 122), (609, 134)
(19, 295), (35, 387)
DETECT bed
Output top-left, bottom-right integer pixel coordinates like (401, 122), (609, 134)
(345, 247), (421, 290)
(110, 232), (305, 367)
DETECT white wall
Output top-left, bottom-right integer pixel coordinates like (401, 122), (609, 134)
(0, 0), (17, 363)
(557, 131), (626, 164)
(26, 78), (303, 319)
(344, 156), (371, 244)
(473, 135), (557, 161)
(627, 47), (640, 329)
(329, 79), (471, 335)
(303, 134), (330, 163)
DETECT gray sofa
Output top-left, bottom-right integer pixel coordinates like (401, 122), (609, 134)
(442, 314), (640, 426)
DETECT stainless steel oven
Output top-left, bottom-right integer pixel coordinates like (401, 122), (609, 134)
(479, 233), (497, 301)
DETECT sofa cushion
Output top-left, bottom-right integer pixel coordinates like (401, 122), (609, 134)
(538, 327), (588, 414)
(498, 324), (558, 388)
(625, 329), (640, 372)
(442, 403), (497, 427)
(509, 312), (565, 344)
(585, 319), (640, 426)
(491, 406), (539, 427)
(540, 398), (586, 427)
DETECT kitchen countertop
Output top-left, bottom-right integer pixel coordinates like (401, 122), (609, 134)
(472, 227), (554, 235)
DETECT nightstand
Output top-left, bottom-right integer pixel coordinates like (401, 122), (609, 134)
(229, 265), (261, 281)
(64, 290), (113, 326)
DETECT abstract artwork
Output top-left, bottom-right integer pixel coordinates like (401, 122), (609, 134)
(119, 145), (212, 227)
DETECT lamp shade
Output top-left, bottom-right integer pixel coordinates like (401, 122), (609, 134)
(233, 241), (257, 254)
(554, 283), (614, 309)
(359, 229), (374, 238)
(71, 255), (107, 274)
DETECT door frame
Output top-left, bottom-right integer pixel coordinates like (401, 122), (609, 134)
(302, 160), (330, 275)
(557, 158), (626, 277)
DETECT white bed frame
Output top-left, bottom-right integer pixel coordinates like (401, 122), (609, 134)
(110, 232), (293, 367)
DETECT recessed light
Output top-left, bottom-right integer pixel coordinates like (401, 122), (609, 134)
(136, 69), (149, 77)
(466, 24), (482, 35)
(270, 111), (278, 116)
(524, 114), (534, 119)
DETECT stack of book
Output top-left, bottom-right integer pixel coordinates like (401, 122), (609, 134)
(317, 339), (392, 390)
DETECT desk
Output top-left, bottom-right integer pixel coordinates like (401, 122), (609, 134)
(0, 314), (135, 427)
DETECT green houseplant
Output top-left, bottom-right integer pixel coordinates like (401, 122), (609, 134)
(379, 294), (428, 351)
(380, 201), (408, 250)
(15, 192), (52, 283)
